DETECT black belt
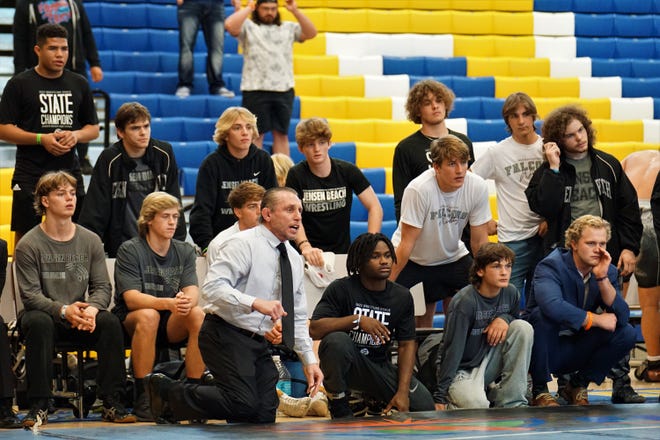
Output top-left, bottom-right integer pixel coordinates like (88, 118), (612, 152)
(209, 314), (265, 343)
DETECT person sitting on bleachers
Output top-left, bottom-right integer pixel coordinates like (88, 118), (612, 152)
(15, 171), (135, 427)
(189, 106), (277, 253)
(113, 192), (205, 421)
(286, 117), (382, 267)
(525, 104), (644, 404)
(79, 102), (187, 258)
(389, 135), (491, 328)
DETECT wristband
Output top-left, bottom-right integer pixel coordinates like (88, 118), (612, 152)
(36, 133), (42, 145)
(297, 239), (310, 248)
(60, 305), (67, 320)
(550, 168), (559, 174)
(352, 314), (361, 331)
(595, 276), (608, 282)
(584, 311), (593, 331)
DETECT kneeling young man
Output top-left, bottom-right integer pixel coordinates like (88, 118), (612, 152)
(113, 192), (205, 420)
(310, 233), (435, 419)
(527, 215), (637, 406)
(433, 243), (533, 410)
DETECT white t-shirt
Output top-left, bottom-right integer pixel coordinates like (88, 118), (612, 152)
(392, 169), (491, 266)
(206, 222), (241, 266)
(471, 136), (544, 242)
(239, 20), (302, 91)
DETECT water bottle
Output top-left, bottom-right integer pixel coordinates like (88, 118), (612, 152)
(272, 355), (292, 395)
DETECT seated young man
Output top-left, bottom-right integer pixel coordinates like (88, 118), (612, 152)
(310, 232), (435, 419)
(433, 242), (533, 410)
(15, 171), (135, 427)
(526, 215), (637, 406)
(113, 192), (205, 420)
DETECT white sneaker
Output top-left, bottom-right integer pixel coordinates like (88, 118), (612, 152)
(175, 86), (191, 98)
(277, 390), (312, 418)
(217, 87), (235, 98)
(307, 391), (329, 417)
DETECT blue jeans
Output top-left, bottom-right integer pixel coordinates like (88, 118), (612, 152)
(177, 0), (226, 93)
(504, 236), (544, 303)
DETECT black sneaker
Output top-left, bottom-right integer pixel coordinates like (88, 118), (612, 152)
(132, 392), (153, 422)
(80, 156), (94, 175)
(611, 384), (646, 404)
(328, 396), (354, 420)
(0, 403), (21, 429)
(145, 373), (177, 424)
(102, 396), (137, 423)
(22, 404), (48, 429)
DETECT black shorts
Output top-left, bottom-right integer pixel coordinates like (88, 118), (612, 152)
(242, 89), (295, 136)
(396, 254), (473, 303)
(635, 207), (660, 288)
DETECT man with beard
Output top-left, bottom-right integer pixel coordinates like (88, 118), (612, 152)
(225, 0), (317, 155)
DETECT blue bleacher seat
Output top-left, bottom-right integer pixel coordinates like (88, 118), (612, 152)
(159, 95), (209, 117)
(381, 220), (397, 240)
(148, 29), (181, 52)
(350, 195), (368, 222)
(453, 97), (484, 119)
(95, 72), (136, 94)
(183, 117), (216, 142)
(533, 0), (572, 12)
(409, 75), (454, 90)
(150, 117), (186, 142)
(574, 14), (615, 37)
(382, 56), (426, 76)
(98, 50), (114, 70)
(378, 194), (395, 221)
(100, 3), (148, 28)
(109, 93), (160, 118)
(467, 119), (508, 142)
(613, 0), (654, 14)
(223, 73), (242, 94)
(630, 59), (660, 78)
(622, 78), (660, 98)
(112, 51), (161, 73)
(289, 143), (303, 164)
(615, 15), (655, 38)
(591, 58), (632, 77)
(98, 28), (151, 52)
(292, 96), (301, 119)
(571, 0), (614, 13)
(170, 141), (210, 168)
(288, 118), (299, 141)
(432, 314), (445, 329)
(481, 98), (505, 119)
(135, 72), (178, 94)
(225, 34), (238, 54)
(452, 77), (495, 98)
(655, 16), (660, 37)
(146, 4), (178, 29)
(223, 53), (243, 74)
(180, 167), (198, 196)
(615, 38), (657, 58)
(349, 221), (369, 242)
(361, 168), (386, 194)
(330, 142), (357, 164)
(576, 37), (617, 58)
(85, 3), (102, 26)
(425, 57), (467, 77)
(655, 98), (660, 118)
(206, 96), (242, 118)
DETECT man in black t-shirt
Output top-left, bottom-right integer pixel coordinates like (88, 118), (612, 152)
(0, 23), (99, 247)
(310, 233), (434, 419)
(286, 117), (382, 266)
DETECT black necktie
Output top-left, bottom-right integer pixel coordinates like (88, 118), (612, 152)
(277, 242), (295, 349)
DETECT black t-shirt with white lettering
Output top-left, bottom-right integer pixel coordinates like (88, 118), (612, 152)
(286, 158), (370, 253)
(0, 68), (98, 183)
(312, 275), (415, 363)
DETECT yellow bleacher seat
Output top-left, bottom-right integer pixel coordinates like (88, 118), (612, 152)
(324, 9), (369, 33)
(488, 194), (499, 243)
(534, 97), (574, 119)
(493, 35), (535, 57)
(293, 54), (338, 75)
(300, 96), (347, 118)
(468, 57), (510, 77)
(0, 168), (13, 197)
(374, 120), (419, 143)
(0, 196), (11, 225)
(592, 120), (644, 143)
(495, 77), (540, 98)
(450, 0), (493, 11)
(453, 35), (496, 57)
(508, 57), (550, 77)
(0, 225), (14, 255)
(367, 10), (411, 33)
(409, 10), (452, 34)
(282, 8), (327, 32)
(452, 11), (494, 35)
(293, 32), (326, 55)
(328, 119), (376, 143)
(597, 142), (645, 162)
(576, 98), (611, 120)
(320, 75), (365, 97)
(493, 12), (533, 35)
(384, 167), (393, 195)
(346, 97), (392, 119)
(537, 77), (580, 98)
(294, 75), (322, 96)
(296, 0), (326, 7)
(355, 142), (396, 168)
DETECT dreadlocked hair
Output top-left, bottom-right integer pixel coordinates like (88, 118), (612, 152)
(346, 232), (397, 276)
